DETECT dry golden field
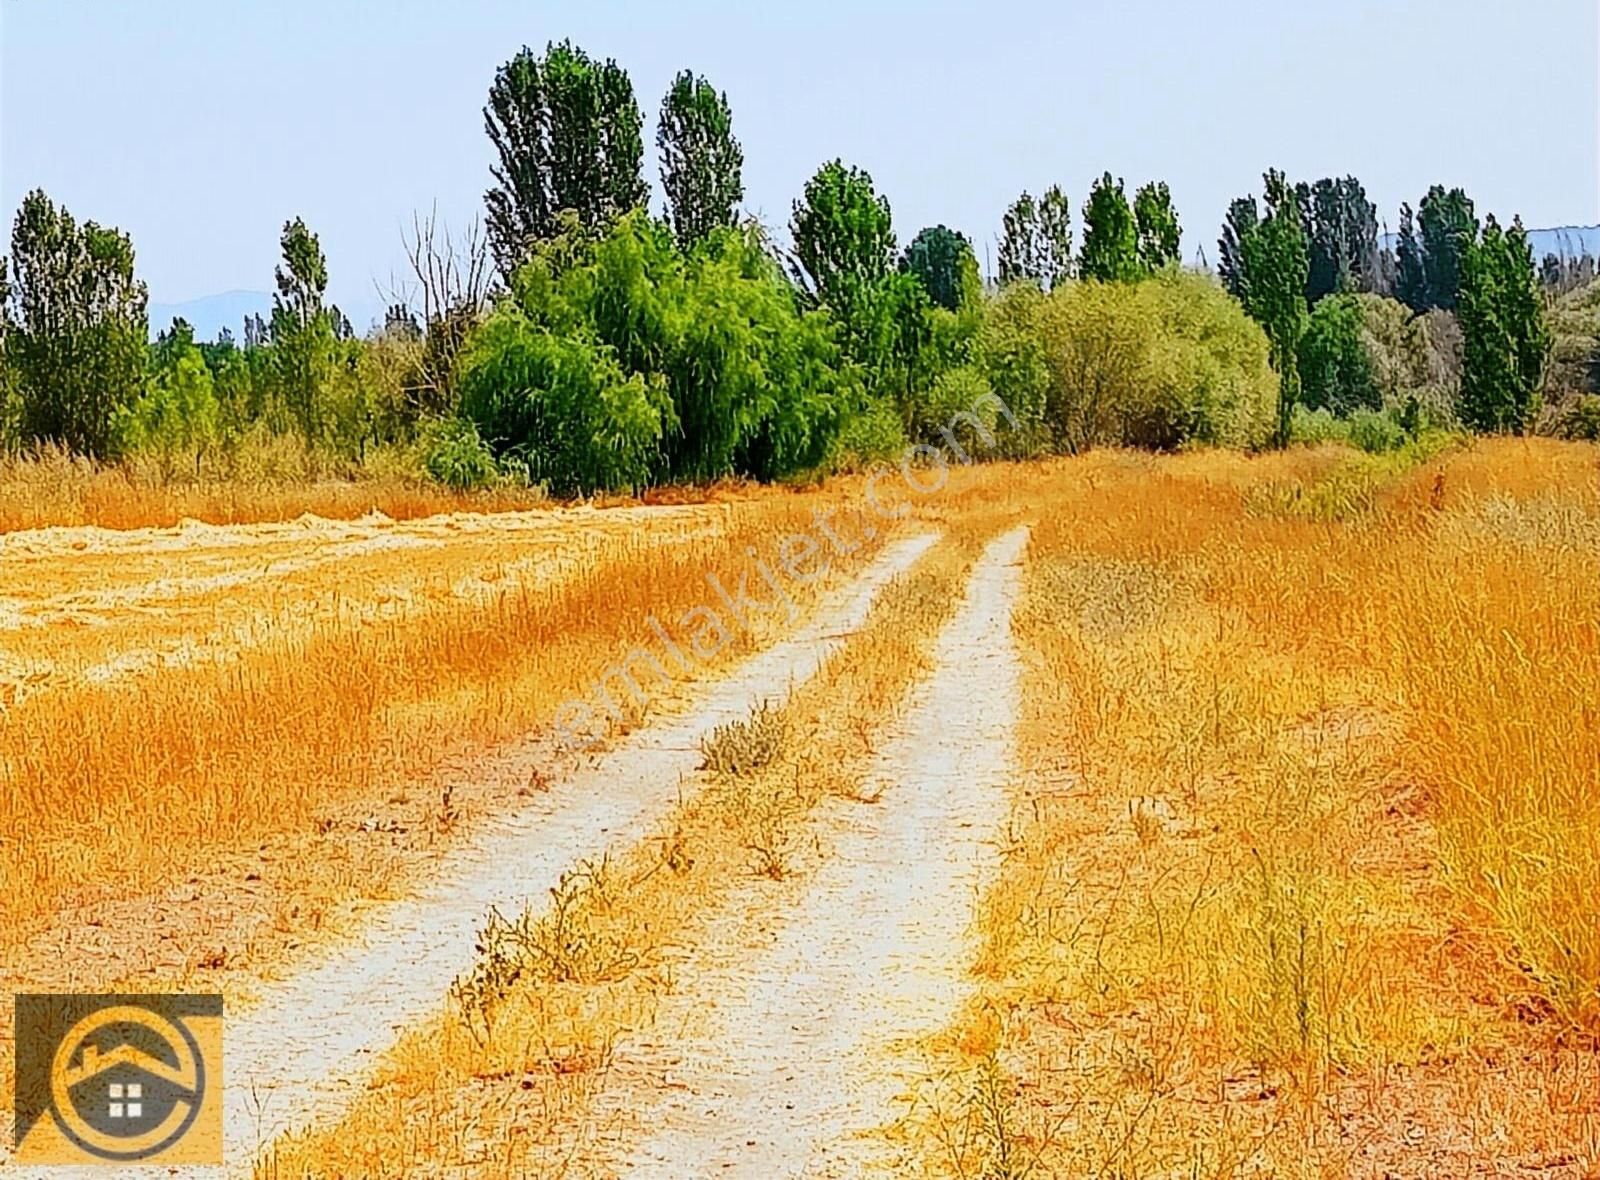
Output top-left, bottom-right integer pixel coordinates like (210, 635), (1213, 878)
(4, 438), (1598, 1178)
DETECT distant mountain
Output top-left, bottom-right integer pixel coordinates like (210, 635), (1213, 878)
(148, 290), (272, 341)
(1378, 225), (1600, 262)
(147, 290), (386, 341)
(1524, 226), (1600, 261)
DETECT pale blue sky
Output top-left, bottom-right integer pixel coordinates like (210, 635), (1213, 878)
(3, 0), (1596, 324)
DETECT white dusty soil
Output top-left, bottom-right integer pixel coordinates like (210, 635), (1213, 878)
(7, 533), (934, 1180)
(602, 526), (1028, 1179)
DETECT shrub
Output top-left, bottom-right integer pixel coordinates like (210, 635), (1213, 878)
(1299, 294), (1379, 415)
(1554, 393), (1600, 441)
(1287, 405), (1351, 446)
(1346, 408), (1408, 454)
(473, 213), (851, 489)
(1028, 271), (1277, 451)
(455, 309), (665, 496)
(422, 417), (499, 491)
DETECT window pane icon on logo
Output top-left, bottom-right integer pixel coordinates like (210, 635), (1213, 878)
(13, 994), (223, 1165)
(107, 1082), (143, 1120)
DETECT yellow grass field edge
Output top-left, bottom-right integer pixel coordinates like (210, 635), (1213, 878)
(898, 440), (1600, 1178)
(0, 488), (904, 971)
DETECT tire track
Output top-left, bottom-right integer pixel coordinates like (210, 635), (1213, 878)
(607, 526), (1028, 1179)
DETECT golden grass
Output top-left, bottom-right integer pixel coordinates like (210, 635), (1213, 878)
(254, 511), (1019, 1177)
(0, 488), (902, 977)
(0, 444), (553, 533)
(9, 440), (1598, 1175)
(908, 439), (1600, 1177)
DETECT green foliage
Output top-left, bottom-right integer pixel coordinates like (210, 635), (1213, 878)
(1028, 270), (1278, 451)
(1287, 404), (1350, 446)
(901, 225), (980, 313)
(1554, 393), (1600, 440)
(5, 189), (148, 457)
(1037, 185), (1073, 288)
(483, 41), (647, 277)
(1237, 171), (1310, 446)
(1133, 181), (1181, 272)
(828, 394), (907, 471)
(999, 185), (1072, 291)
(1417, 186), (1479, 311)
(1353, 295), (1462, 424)
(1079, 174), (1141, 283)
(1459, 216), (1550, 434)
(1346, 407), (1408, 453)
(657, 70), (744, 248)
(790, 159), (895, 323)
(1297, 176), (1379, 301)
(117, 320), (221, 478)
(1542, 273), (1600, 406)
(423, 417), (499, 491)
(1298, 294), (1379, 415)
(975, 281), (1050, 444)
(461, 213), (852, 492)
(1395, 203), (1428, 313)
(998, 191), (1041, 287)
(456, 306), (664, 495)
(269, 217), (337, 446)
(1218, 196), (1258, 304)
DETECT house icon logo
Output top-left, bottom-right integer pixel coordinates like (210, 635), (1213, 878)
(14, 993), (224, 1165)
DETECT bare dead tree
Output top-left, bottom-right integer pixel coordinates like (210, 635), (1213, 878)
(379, 203), (494, 415)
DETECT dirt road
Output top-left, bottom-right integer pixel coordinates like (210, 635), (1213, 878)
(605, 526), (1027, 1178)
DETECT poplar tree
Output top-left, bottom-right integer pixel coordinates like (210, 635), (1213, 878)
(998, 191), (1043, 286)
(484, 41), (646, 277)
(1133, 181), (1182, 272)
(5, 189), (147, 457)
(1238, 171), (1309, 446)
(1079, 173), (1141, 283)
(1459, 216), (1550, 433)
(657, 70), (744, 248)
(1038, 184), (1074, 288)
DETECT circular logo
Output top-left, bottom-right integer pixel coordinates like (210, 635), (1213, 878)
(48, 1004), (206, 1161)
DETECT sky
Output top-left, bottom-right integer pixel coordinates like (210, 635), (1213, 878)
(2, 0), (1597, 328)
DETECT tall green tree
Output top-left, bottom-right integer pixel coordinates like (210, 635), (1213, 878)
(789, 159), (895, 323)
(4, 189), (147, 457)
(483, 41), (646, 278)
(901, 225), (980, 312)
(1133, 181), (1182, 271)
(1238, 171), (1310, 446)
(1217, 196), (1259, 303)
(1459, 216), (1550, 433)
(1417, 185), (1478, 310)
(998, 191), (1042, 286)
(1079, 173), (1141, 282)
(269, 217), (336, 445)
(657, 70), (744, 248)
(1395, 203), (1428, 312)
(1298, 176), (1379, 302)
(119, 319), (221, 478)
(1038, 184), (1073, 288)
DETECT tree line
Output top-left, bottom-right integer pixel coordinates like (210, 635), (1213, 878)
(0, 38), (1576, 493)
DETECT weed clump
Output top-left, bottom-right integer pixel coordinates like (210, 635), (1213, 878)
(699, 700), (789, 777)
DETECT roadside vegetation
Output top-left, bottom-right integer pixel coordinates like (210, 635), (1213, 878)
(905, 438), (1600, 1177)
(0, 486), (899, 989)
(0, 41), (1579, 533)
(255, 500), (1028, 1178)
